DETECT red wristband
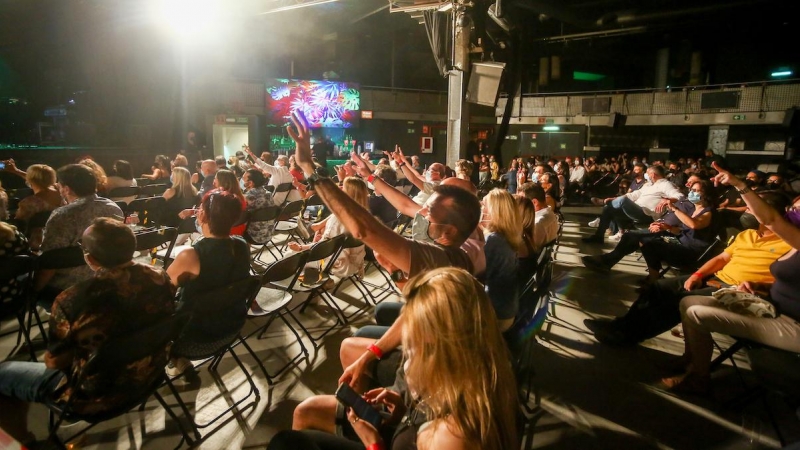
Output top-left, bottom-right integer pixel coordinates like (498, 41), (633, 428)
(367, 174), (376, 183)
(367, 343), (383, 360)
(366, 443), (385, 450)
(692, 272), (704, 278)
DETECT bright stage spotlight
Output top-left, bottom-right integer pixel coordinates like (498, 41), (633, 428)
(149, 0), (221, 42)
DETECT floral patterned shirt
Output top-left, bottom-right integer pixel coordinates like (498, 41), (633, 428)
(48, 262), (176, 415)
(245, 186), (276, 244)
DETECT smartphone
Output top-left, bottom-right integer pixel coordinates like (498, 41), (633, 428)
(334, 383), (383, 430)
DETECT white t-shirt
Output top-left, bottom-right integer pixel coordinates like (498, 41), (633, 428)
(534, 206), (559, 252)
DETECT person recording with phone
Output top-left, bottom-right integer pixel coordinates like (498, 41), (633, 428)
(269, 268), (518, 450)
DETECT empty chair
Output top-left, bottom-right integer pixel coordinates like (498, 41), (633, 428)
(127, 196), (166, 228)
(106, 186), (140, 203)
(270, 200), (307, 257)
(240, 250), (311, 385)
(133, 227), (178, 268)
(166, 276), (263, 441)
(331, 235), (377, 316)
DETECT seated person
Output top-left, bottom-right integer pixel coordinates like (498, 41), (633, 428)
(584, 191), (792, 346)
(583, 165), (684, 243)
(367, 164), (399, 226)
(480, 189), (522, 331)
(582, 180), (717, 284)
(663, 168), (800, 394)
(0, 222), (31, 318)
(105, 160), (138, 203)
(4, 161), (64, 250)
(515, 196), (538, 278)
(538, 173), (559, 210)
(242, 168), (276, 244)
(161, 167), (198, 228)
(35, 164), (124, 309)
(519, 183), (559, 253)
(276, 268), (518, 450)
(0, 218), (175, 444)
(213, 169), (248, 236)
(141, 154), (171, 182)
(288, 177), (368, 280)
(166, 191), (251, 376)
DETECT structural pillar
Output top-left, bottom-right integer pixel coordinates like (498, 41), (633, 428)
(446, 8), (471, 167)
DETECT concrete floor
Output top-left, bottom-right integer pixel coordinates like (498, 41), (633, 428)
(1, 206), (798, 449)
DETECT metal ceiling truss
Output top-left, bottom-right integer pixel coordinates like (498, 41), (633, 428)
(257, 0), (340, 15)
(389, 0), (456, 14)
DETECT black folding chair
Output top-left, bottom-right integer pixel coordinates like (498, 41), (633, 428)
(239, 251), (311, 385)
(270, 200), (307, 256)
(139, 184), (168, 197)
(287, 235), (348, 347)
(134, 177), (151, 187)
(30, 246), (88, 346)
(19, 210), (52, 244)
(127, 196), (166, 228)
(134, 227), (178, 268)
(356, 247), (401, 303)
(44, 313), (195, 449)
(166, 276), (263, 442)
(106, 186), (140, 200)
(242, 205), (282, 267)
(273, 182), (295, 206)
(1, 255), (37, 361)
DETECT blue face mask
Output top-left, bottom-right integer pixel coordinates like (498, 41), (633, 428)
(644, 173), (651, 182)
(239, 177), (247, 192)
(687, 191), (702, 204)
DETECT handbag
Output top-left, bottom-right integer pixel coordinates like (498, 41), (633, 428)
(713, 287), (776, 318)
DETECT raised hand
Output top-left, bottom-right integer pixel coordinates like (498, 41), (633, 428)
(712, 161), (745, 189)
(350, 152), (373, 178)
(287, 110), (314, 174)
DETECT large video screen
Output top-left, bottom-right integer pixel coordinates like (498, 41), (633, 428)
(266, 79), (360, 128)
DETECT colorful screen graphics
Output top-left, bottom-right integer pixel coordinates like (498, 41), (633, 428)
(265, 79), (360, 128)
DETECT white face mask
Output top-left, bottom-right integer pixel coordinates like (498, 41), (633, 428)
(644, 173), (651, 182)
(425, 171), (433, 183)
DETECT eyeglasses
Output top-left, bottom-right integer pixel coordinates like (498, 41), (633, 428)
(77, 239), (90, 255)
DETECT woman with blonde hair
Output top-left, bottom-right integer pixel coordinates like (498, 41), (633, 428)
(3, 161), (63, 250)
(480, 188), (522, 330)
(288, 176), (368, 279)
(162, 167), (198, 227)
(268, 267), (519, 450)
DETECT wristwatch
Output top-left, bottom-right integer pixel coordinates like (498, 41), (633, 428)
(306, 172), (329, 187)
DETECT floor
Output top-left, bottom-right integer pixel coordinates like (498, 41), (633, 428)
(1, 206), (799, 449)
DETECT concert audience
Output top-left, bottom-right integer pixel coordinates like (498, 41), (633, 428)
(105, 160), (138, 203)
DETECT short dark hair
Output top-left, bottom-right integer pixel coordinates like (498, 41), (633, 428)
(201, 190), (243, 235)
(113, 160), (133, 180)
(82, 217), (135, 267)
(520, 182), (546, 203)
(214, 155), (227, 167)
(433, 184), (481, 243)
(58, 164), (97, 197)
(246, 168), (266, 187)
(374, 164), (397, 185)
(649, 165), (666, 178)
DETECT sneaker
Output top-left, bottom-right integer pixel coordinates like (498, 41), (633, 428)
(607, 231), (624, 242)
(166, 357), (193, 378)
(590, 197), (606, 206)
(588, 218), (601, 227)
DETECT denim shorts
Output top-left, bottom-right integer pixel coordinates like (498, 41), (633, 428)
(0, 361), (64, 403)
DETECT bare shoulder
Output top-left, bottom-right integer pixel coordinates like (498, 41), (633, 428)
(166, 247), (200, 286)
(417, 418), (474, 450)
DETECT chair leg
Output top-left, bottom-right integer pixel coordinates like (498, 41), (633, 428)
(153, 391), (196, 447)
(162, 378), (202, 441)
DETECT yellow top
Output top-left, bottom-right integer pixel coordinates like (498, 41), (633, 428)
(715, 229), (792, 286)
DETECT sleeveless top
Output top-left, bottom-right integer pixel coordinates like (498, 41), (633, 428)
(163, 194), (197, 227)
(678, 206), (717, 252)
(769, 250), (800, 321)
(178, 236), (250, 337)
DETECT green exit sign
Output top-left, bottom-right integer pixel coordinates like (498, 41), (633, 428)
(733, 114), (746, 120)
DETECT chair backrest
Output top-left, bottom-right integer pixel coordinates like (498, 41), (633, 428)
(134, 227), (178, 262)
(37, 246), (86, 270)
(139, 184), (168, 197)
(180, 276), (262, 343)
(308, 234), (346, 275)
(9, 187), (34, 200)
(106, 186), (140, 199)
(265, 185), (276, 194)
(134, 177), (151, 187)
(247, 205), (281, 223)
(341, 234), (364, 250)
(261, 250), (308, 291)
(175, 216), (197, 234)
(274, 182), (294, 194)
(304, 195), (324, 208)
(0, 254), (36, 289)
(127, 196), (166, 227)
(278, 200), (305, 221)
(22, 210), (53, 238)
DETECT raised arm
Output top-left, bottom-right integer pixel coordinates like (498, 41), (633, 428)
(351, 153), (419, 218)
(393, 147), (426, 190)
(289, 112), (412, 273)
(714, 162), (800, 249)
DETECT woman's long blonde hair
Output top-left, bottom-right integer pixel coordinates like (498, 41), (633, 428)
(342, 176), (370, 210)
(401, 267), (518, 450)
(171, 167), (197, 200)
(516, 196), (536, 253)
(483, 188), (523, 251)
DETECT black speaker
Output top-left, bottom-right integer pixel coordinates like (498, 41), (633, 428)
(609, 113), (627, 128)
(783, 107), (799, 129)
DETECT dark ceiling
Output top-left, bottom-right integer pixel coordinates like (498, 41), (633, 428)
(0, 0), (796, 143)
